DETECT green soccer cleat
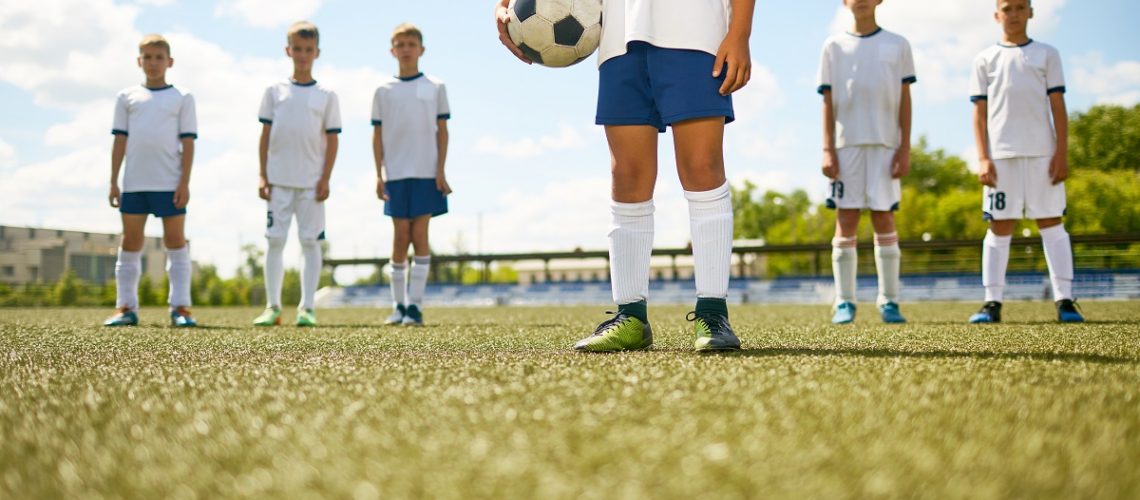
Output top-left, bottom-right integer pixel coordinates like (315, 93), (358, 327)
(296, 308), (318, 327)
(573, 311), (653, 353)
(103, 308), (139, 327)
(689, 310), (741, 352)
(253, 306), (282, 326)
(170, 307), (198, 328)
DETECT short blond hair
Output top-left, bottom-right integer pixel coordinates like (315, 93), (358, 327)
(287, 21), (320, 46)
(391, 23), (423, 45)
(139, 34), (171, 56)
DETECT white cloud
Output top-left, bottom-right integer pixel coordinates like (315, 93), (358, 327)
(214, 0), (325, 29)
(135, 0), (176, 6)
(474, 124), (587, 158)
(828, 0), (1066, 103)
(0, 138), (14, 167)
(1072, 52), (1140, 106)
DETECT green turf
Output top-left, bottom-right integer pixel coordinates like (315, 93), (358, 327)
(2, 302), (1139, 499)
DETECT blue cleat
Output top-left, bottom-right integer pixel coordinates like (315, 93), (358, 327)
(1056, 299), (1084, 323)
(831, 302), (856, 324)
(170, 307), (198, 327)
(103, 308), (139, 327)
(879, 302), (907, 324)
(968, 301), (1002, 323)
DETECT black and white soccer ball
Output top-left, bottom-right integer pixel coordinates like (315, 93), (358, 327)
(507, 0), (603, 68)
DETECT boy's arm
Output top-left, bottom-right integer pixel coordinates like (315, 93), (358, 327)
(174, 138), (194, 209)
(316, 132), (338, 202)
(435, 119), (452, 195)
(715, 0), (756, 96)
(109, 135), (127, 207)
(1049, 92), (1069, 185)
(892, 84), (913, 179)
(821, 90), (839, 180)
(373, 126), (387, 201)
(258, 124), (271, 200)
(973, 100), (997, 187)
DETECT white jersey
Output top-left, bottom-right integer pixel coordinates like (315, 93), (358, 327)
(970, 40), (1065, 160)
(112, 85), (198, 192)
(598, 0), (732, 66)
(258, 80), (342, 189)
(371, 73), (450, 181)
(817, 29), (916, 149)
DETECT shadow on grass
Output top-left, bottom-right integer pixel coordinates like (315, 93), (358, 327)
(729, 347), (1138, 364)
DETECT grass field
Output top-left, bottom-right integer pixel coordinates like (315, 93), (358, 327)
(2, 302), (1139, 499)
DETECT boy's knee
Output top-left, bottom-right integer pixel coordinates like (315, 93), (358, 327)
(267, 237), (287, 251)
(299, 238), (320, 250)
(989, 220), (1016, 236)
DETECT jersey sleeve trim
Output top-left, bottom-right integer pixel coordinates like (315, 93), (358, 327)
(970, 95), (988, 103)
(437, 113), (451, 120)
(111, 129), (129, 136)
(326, 128), (342, 134)
(259, 118), (272, 125)
(179, 132), (198, 139)
(816, 84), (832, 95)
(371, 119), (382, 126)
(1047, 86), (1066, 95)
(902, 76), (917, 85)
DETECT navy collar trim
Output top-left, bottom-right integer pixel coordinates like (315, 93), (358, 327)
(998, 39), (1034, 48)
(846, 27), (883, 38)
(144, 84), (173, 91)
(397, 73), (425, 82)
(291, 79), (318, 87)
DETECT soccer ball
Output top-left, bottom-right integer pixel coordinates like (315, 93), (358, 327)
(507, 0), (603, 68)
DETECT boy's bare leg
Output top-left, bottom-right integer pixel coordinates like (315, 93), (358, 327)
(407, 215), (432, 313)
(604, 125), (658, 324)
(115, 214), (148, 313)
(161, 215), (192, 310)
(1036, 217), (1073, 302)
(870, 211), (901, 308)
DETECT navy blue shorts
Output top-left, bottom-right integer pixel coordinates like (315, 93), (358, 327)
(597, 41), (735, 133)
(384, 178), (448, 219)
(120, 191), (186, 218)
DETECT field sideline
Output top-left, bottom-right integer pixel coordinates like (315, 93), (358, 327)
(2, 302), (1139, 499)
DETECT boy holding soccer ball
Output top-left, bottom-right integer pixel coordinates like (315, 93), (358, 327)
(372, 23), (452, 327)
(817, 0), (916, 324)
(497, 0), (756, 352)
(968, 0), (1082, 323)
(104, 34), (198, 328)
(253, 21), (342, 327)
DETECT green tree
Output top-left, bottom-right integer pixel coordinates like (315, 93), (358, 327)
(1069, 104), (1140, 172)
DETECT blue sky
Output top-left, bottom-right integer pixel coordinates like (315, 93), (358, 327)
(2, 0), (1138, 279)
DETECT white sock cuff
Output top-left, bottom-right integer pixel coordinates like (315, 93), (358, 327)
(412, 256), (431, 266)
(1039, 224), (1068, 242)
(119, 249), (143, 262)
(683, 181), (730, 202)
(612, 199), (655, 217)
(390, 261), (407, 270)
(165, 245), (190, 260)
(832, 236), (858, 249)
(984, 230), (1012, 247)
(873, 232), (899, 247)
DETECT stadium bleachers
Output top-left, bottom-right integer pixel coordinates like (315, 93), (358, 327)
(318, 270), (1140, 308)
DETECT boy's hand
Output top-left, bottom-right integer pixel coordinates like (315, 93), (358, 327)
(978, 159), (998, 187)
(258, 176), (272, 200)
(891, 147), (911, 179)
(822, 149), (840, 180)
(495, 0), (532, 64)
(376, 178), (389, 201)
(316, 178), (330, 202)
(436, 171), (453, 196)
(109, 184), (121, 208)
(173, 182), (190, 209)
(714, 32), (751, 96)
(1049, 152), (1069, 185)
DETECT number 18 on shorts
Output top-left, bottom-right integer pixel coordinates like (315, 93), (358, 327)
(982, 157), (1067, 221)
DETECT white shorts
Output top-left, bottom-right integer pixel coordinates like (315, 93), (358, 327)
(266, 186), (326, 241)
(827, 146), (900, 212)
(983, 157), (1066, 221)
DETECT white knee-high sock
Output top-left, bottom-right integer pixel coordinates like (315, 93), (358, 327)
(1040, 224), (1074, 301)
(685, 182), (733, 299)
(832, 236), (858, 304)
(300, 239), (322, 310)
(265, 237), (286, 308)
(409, 256), (431, 306)
(115, 249), (142, 311)
(166, 245), (192, 308)
(389, 261), (408, 306)
(982, 230), (1012, 303)
(874, 232), (901, 305)
(608, 199), (654, 305)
